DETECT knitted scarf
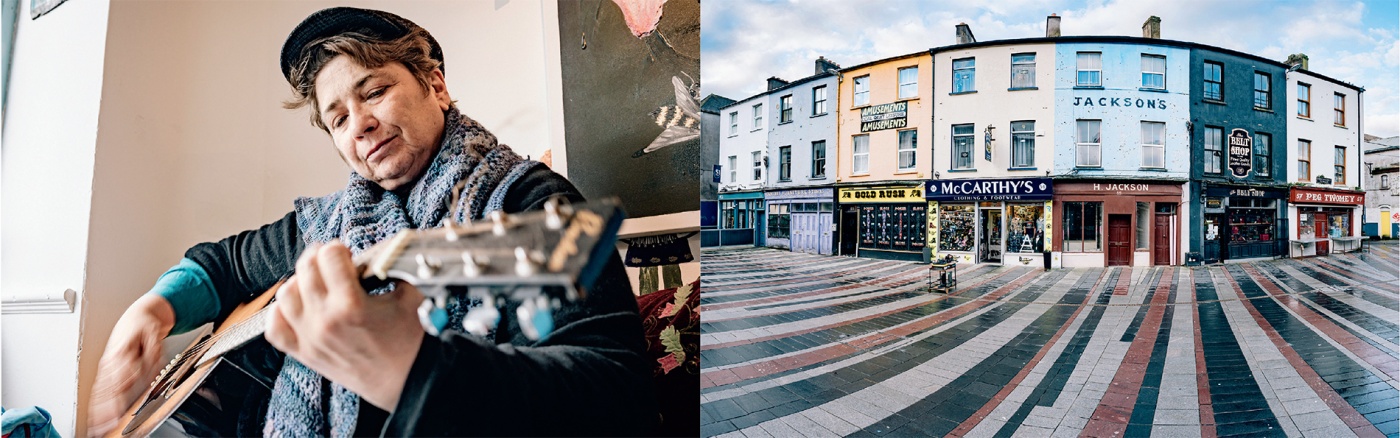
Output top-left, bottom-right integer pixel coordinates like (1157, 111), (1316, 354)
(266, 107), (539, 437)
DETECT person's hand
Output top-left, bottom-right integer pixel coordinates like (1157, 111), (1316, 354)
(265, 240), (425, 411)
(88, 294), (175, 437)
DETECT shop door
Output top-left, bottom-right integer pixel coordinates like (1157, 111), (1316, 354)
(819, 212), (833, 255)
(754, 211), (766, 247)
(1314, 213), (1330, 255)
(1154, 214), (1172, 265)
(1107, 215), (1132, 266)
(798, 213), (813, 254)
(980, 209), (1003, 263)
(840, 208), (858, 255)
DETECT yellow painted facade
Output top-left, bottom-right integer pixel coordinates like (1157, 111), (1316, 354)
(836, 52), (933, 183)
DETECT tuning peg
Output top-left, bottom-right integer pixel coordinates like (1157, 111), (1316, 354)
(461, 251), (485, 277)
(517, 295), (555, 341)
(462, 296), (499, 337)
(514, 247), (537, 277)
(416, 253), (442, 279)
(490, 210), (509, 236)
(440, 218), (459, 242)
(544, 198), (564, 230)
(417, 295), (449, 336)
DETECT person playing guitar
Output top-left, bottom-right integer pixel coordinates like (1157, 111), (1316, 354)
(87, 7), (656, 437)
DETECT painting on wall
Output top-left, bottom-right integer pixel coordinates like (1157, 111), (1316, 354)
(556, 0), (700, 220)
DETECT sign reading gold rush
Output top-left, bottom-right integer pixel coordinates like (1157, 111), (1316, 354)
(860, 101), (908, 132)
(924, 178), (1053, 201)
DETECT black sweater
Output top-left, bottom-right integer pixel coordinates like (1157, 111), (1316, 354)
(183, 166), (657, 436)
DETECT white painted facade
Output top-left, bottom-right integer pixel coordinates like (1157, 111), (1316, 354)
(718, 93), (770, 193)
(1285, 70), (1364, 252)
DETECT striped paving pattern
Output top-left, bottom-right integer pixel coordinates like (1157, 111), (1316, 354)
(700, 243), (1400, 437)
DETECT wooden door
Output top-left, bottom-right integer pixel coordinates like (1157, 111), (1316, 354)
(1154, 214), (1171, 265)
(1107, 215), (1132, 266)
(1315, 212), (1330, 255)
(819, 212), (833, 255)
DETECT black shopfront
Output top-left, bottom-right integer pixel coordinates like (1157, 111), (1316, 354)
(1201, 185), (1287, 262)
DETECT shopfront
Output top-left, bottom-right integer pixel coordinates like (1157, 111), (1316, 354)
(838, 185), (926, 261)
(927, 178), (1053, 266)
(1289, 187), (1364, 256)
(1201, 185), (1287, 263)
(765, 188), (835, 255)
(1053, 181), (1184, 267)
(717, 191), (764, 247)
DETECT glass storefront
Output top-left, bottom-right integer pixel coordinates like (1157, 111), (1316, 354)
(859, 203), (926, 253)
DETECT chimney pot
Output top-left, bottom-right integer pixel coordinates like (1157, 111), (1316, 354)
(1046, 14), (1061, 38)
(955, 23), (976, 44)
(1285, 53), (1309, 71)
(767, 77), (789, 91)
(1142, 16), (1161, 39)
(815, 57), (841, 76)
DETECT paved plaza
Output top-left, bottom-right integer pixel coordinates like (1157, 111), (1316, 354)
(699, 242), (1399, 437)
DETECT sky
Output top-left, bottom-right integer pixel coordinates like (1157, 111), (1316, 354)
(700, 0), (1400, 137)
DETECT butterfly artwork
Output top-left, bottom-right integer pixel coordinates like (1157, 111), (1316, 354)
(632, 74), (700, 158)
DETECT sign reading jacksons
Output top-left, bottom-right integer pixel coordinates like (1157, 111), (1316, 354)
(860, 101), (908, 132)
(1228, 129), (1253, 178)
(1071, 96), (1168, 110)
(925, 178), (1053, 201)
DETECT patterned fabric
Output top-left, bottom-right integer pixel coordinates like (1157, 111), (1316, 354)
(634, 280), (700, 436)
(265, 107), (539, 437)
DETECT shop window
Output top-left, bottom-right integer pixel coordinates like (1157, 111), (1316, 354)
(1141, 121), (1165, 168)
(852, 135), (870, 174)
(952, 58), (976, 93)
(1228, 199), (1274, 245)
(1297, 83), (1311, 118)
(1077, 52), (1101, 87)
(853, 75), (869, 107)
(1203, 61), (1223, 101)
(1253, 72), (1271, 110)
(1334, 146), (1346, 184)
(939, 204), (976, 252)
(812, 85), (827, 115)
(1136, 202), (1151, 250)
(768, 203), (790, 239)
(721, 201), (734, 228)
(1204, 126), (1224, 174)
(1010, 53), (1035, 88)
(1062, 201), (1103, 252)
(1008, 204), (1045, 253)
(778, 146), (791, 181)
(1254, 132), (1271, 177)
(1334, 93), (1346, 126)
(898, 129), (917, 170)
(898, 66), (918, 99)
(811, 141), (827, 178)
(1298, 213), (1315, 238)
(1330, 213), (1350, 237)
(952, 124), (974, 169)
(860, 204), (926, 252)
(1141, 54), (1166, 89)
(1011, 121), (1035, 168)
(1076, 120), (1101, 167)
(779, 95), (792, 123)
(1297, 140), (1311, 182)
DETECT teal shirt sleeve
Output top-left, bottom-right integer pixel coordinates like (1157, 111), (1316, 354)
(148, 258), (220, 335)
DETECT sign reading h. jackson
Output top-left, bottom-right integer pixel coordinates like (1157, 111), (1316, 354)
(924, 178), (1053, 201)
(860, 101), (908, 132)
(1227, 128), (1253, 178)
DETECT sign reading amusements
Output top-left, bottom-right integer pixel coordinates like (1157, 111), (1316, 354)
(860, 101), (908, 132)
(1228, 128), (1253, 178)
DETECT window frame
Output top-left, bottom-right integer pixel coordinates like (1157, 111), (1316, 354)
(752, 151), (762, 181)
(1076, 119), (1102, 168)
(1010, 53), (1036, 89)
(1334, 146), (1346, 185)
(1334, 93), (1346, 126)
(853, 75), (870, 107)
(778, 145), (792, 181)
(779, 95), (793, 124)
(1297, 139), (1311, 182)
(1061, 201), (1104, 253)
(812, 140), (827, 178)
(1076, 52), (1102, 87)
(1297, 83), (1311, 118)
(1204, 126), (1224, 174)
(1254, 132), (1272, 177)
(812, 85), (827, 115)
(1381, 174), (1390, 190)
(952, 58), (976, 93)
(1253, 72), (1272, 110)
(852, 134), (870, 175)
(752, 103), (763, 129)
(952, 124), (974, 170)
(1140, 121), (1165, 169)
(728, 112), (738, 135)
(897, 129), (917, 171)
(728, 155), (737, 182)
(1141, 54), (1166, 90)
(898, 66), (918, 99)
(1203, 61), (1224, 101)
(1011, 120), (1035, 168)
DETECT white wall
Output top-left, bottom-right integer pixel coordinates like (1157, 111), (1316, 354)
(719, 94), (768, 192)
(934, 43), (1057, 176)
(1286, 70), (1362, 189)
(3, 1), (559, 436)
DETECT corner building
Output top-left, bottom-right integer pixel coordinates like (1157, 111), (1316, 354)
(763, 58), (841, 255)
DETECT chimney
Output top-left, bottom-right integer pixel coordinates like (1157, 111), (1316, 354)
(955, 23), (976, 44)
(1285, 53), (1309, 71)
(767, 77), (789, 91)
(815, 56), (841, 76)
(1046, 13), (1061, 38)
(1142, 16), (1161, 39)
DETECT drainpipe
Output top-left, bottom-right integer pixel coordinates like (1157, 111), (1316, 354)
(1358, 88), (1365, 237)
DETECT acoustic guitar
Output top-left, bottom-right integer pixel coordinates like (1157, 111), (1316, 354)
(106, 198), (624, 437)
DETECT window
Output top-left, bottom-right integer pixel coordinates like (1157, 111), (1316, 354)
(1253, 72), (1271, 110)
(897, 130), (917, 170)
(1076, 120), (1101, 167)
(1141, 121), (1165, 168)
(752, 151), (762, 180)
(952, 58), (975, 93)
(729, 112), (738, 135)
(812, 141), (826, 178)
(1136, 202), (1151, 250)
(812, 86), (827, 115)
(1334, 93), (1346, 126)
(853, 75), (869, 106)
(752, 103), (763, 129)
(1011, 121), (1034, 168)
(1062, 202), (1103, 252)
(1297, 83), (1311, 118)
(767, 203), (790, 239)
(1141, 54), (1165, 89)
(779, 95), (792, 123)
(1382, 174), (1391, 190)
(852, 135), (869, 174)
(1011, 53), (1035, 88)
(1204, 61), (1224, 101)
(1254, 132), (1271, 177)
(898, 66), (918, 99)
(778, 146), (791, 181)
(1297, 140), (1311, 181)
(728, 155), (737, 182)
(1077, 52), (1102, 87)
(1204, 126), (1224, 174)
(1334, 146), (1346, 184)
(952, 124), (974, 169)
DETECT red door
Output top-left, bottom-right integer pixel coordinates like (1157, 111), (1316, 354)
(1154, 214), (1171, 265)
(1107, 215), (1132, 266)
(1315, 213), (1330, 255)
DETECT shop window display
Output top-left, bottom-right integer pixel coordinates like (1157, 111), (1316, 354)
(768, 203), (790, 239)
(1329, 214), (1349, 237)
(1062, 202), (1103, 252)
(1007, 204), (1044, 253)
(1228, 199), (1274, 245)
(859, 204), (926, 252)
(939, 204), (976, 252)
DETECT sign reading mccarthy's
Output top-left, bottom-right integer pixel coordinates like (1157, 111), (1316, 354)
(925, 178), (1053, 201)
(860, 101), (908, 132)
(1228, 128), (1253, 178)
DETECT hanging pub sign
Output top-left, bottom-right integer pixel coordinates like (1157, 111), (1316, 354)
(860, 101), (908, 132)
(924, 177), (1053, 201)
(1228, 128), (1253, 178)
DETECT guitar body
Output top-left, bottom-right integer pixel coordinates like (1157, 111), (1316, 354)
(107, 286), (278, 438)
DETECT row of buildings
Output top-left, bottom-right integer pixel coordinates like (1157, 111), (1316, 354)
(700, 15), (1374, 268)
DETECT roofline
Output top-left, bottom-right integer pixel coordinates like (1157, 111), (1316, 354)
(1365, 146), (1400, 153)
(839, 50), (928, 73)
(718, 71), (838, 111)
(1291, 68), (1364, 92)
(928, 35), (1290, 70)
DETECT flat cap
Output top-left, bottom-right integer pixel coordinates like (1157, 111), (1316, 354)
(280, 7), (444, 83)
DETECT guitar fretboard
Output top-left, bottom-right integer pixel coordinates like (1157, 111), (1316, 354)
(198, 307), (272, 366)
